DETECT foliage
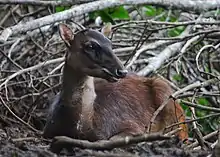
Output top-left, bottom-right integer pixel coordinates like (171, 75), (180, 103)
(89, 6), (130, 24)
(55, 6), (71, 12)
(173, 74), (184, 83)
(168, 26), (186, 37)
(145, 5), (164, 17)
(181, 97), (219, 135)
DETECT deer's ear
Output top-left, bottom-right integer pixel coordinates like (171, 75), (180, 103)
(101, 22), (112, 37)
(59, 24), (74, 46)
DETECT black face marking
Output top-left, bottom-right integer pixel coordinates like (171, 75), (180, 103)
(78, 29), (115, 69)
(83, 41), (101, 60)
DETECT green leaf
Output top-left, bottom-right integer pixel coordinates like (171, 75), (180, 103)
(198, 98), (209, 106)
(55, 6), (70, 12)
(196, 109), (206, 117)
(176, 26), (185, 31)
(180, 102), (191, 117)
(89, 6), (129, 24)
(215, 9), (220, 15)
(159, 15), (166, 21)
(173, 74), (183, 82)
(145, 5), (156, 16)
(108, 6), (130, 19)
(145, 6), (164, 17)
(12, 152), (18, 157)
(170, 15), (177, 22)
(89, 6), (130, 24)
(89, 10), (115, 24)
(205, 66), (210, 73)
(55, 6), (65, 12)
(168, 26), (185, 37)
(88, 12), (98, 20)
(98, 10), (115, 24)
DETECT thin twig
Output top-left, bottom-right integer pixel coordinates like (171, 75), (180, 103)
(0, 96), (41, 134)
(181, 100), (220, 112)
(0, 57), (64, 90)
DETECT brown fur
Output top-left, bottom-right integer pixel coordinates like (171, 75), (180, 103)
(91, 75), (188, 140)
(43, 70), (188, 141)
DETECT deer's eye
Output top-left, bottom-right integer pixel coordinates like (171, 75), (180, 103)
(86, 41), (101, 54)
(83, 41), (102, 62)
(84, 42), (93, 51)
(84, 41), (100, 51)
(91, 41), (101, 51)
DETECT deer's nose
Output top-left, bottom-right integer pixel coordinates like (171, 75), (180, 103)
(116, 69), (128, 78)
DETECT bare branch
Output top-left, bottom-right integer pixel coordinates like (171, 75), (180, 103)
(50, 133), (170, 152)
(137, 26), (192, 76)
(1, 0), (220, 42)
(181, 100), (220, 112)
(0, 0), (96, 6)
(0, 96), (41, 133)
(0, 57), (64, 90)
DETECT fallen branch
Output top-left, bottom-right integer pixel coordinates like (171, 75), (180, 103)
(50, 133), (170, 153)
(0, 0), (95, 6)
(185, 130), (218, 149)
(126, 40), (173, 69)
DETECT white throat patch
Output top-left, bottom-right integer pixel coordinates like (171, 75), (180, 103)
(77, 76), (96, 131)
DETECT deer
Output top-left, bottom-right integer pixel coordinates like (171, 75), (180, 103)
(43, 23), (188, 142)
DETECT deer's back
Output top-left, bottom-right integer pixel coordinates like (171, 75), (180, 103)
(93, 75), (188, 140)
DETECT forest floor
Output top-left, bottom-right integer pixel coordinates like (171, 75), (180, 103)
(0, 125), (210, 157)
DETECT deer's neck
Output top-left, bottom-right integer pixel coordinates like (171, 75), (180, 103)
(61, 62), (96, 134)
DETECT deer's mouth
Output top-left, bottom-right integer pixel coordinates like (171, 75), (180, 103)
(102, 68), (127, 83)
(102, 68), (119, 82)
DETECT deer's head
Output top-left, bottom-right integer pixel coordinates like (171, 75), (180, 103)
(59, 24), (127, 82)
